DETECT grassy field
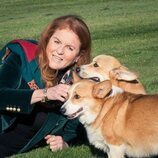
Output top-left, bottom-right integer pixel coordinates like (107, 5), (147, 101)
(0, 0), (158, 157)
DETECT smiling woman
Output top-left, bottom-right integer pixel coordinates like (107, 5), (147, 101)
(46, 29), (81, 70)
(0, 15), (91, 157)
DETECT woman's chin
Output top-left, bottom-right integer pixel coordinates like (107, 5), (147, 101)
(49, 65), (65, 70)
(49, 63), (70, 70)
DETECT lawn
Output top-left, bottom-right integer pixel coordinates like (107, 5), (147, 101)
(0, 0), (158, 157)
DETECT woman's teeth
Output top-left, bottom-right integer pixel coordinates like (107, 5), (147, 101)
(53, 55), (63, 61)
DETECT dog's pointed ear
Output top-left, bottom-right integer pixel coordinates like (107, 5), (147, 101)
(72, 71), (81, 83)
(110, 66), (138, 81)
(92, 80), (112, 98)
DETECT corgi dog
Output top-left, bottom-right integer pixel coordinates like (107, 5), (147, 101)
(61, 77), (158, 158)
(76, 54), (146, 94)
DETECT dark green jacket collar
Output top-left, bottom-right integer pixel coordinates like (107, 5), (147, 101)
(29, 59), (44, 88)
(2, 40), (44, 89)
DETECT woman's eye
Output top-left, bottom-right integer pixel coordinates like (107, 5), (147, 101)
(74, 94), (80, 99)
(93, 62), (99, 67)
(67, 46), (74, 51)
(54, 40), (60, 44)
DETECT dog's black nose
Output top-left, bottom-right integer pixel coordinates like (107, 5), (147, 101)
(76, 67), (80, 73)
(60, 107), (66, 114)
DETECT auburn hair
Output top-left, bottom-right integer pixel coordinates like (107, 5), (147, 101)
(37, 15), (92, 87)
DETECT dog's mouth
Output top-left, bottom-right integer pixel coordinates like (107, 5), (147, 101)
(89, 77), (100, 82)
(78, 72), (100, 82)
(79, 76), (100, 82)
(67, 107), (83, 119)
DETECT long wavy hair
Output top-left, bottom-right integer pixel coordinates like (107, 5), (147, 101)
(37, 15), (92, 87)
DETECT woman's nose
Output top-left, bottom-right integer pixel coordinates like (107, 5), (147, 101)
(56, 46), (64, 55)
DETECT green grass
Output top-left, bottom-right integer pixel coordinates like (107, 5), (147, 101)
(11, 145), (105, 158)
(0, 0), (158, 157)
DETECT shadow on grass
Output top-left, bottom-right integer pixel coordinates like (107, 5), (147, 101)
(89, 145), (107, 158)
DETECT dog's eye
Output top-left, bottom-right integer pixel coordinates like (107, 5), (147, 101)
(93, 62), (99, 67)
(74, 94), (80, 99)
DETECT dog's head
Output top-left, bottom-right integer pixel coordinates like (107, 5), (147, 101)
(77, 54), (137, 82)
(60, 78), (123, 124)
(76, 55), (146, 94)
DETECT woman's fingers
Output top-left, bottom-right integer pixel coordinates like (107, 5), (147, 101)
(56, 84), (70, 99)
(47, 84), (70, 101)
(45, 135), (66, 151)
(44, 134), (52, 140)
(45, 135), (56, 144)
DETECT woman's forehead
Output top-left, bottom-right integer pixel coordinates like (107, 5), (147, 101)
(52, 29), (81, 47)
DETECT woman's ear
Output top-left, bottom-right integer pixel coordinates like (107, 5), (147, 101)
(74, 55), (81, 63)
(75, 50), (85, 65)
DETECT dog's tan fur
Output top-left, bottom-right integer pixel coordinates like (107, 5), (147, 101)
(61, 78), (158, 158)
(78, 55), (146, 94)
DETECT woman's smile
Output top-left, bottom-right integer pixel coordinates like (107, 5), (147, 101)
(52, 55), (63, 63)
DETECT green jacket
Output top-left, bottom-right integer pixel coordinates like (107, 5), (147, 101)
(0, 40), (82, 153)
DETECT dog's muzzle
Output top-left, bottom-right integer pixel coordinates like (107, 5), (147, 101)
(60, 107), (83, 119)
(67, 107), (83, 119)
(76, 67), (101, 82)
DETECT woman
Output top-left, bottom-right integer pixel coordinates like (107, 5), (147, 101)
(0, 15), (91, 157)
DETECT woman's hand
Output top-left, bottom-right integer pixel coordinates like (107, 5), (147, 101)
(47, 84), (70, 102)
(45, 135), (68, 151)
(31, 84), (70, 104)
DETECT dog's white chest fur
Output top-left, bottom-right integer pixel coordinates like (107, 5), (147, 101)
(86, 125), (108, 152)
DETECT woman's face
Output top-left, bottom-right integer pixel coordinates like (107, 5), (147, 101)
(46, 28), (81, 70)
